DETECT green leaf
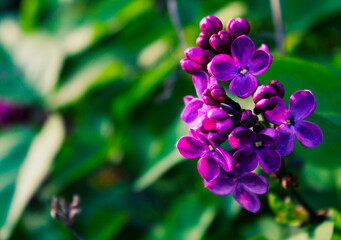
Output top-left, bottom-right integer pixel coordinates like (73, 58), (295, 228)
(287, 218), (334, 240)
(268, 193), (309, 226)
(0, 114), (65, 239)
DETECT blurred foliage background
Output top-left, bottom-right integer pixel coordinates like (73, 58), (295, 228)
(0, 0), (340, 239)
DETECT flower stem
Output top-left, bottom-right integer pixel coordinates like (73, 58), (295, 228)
(224, 96), (242, 112)
(270, 0), (285, 55)
(166, 0), (187, 51)
(69, 228), (85, 240)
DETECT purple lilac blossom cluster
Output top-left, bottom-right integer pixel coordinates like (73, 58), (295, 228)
(176, 16), (323, 213)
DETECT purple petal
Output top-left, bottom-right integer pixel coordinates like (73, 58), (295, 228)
(231, 35), (255, 66)
(233, 148), (258, 172)
(249, 50), (271, 75)
(276, 124), (296, 156)
(197, 152), (220, 182)
(229, 74), (258, 98)
(258, 148), (281, 173)
(183, 96), (195, 105)
(264, 96), (288, 124)
(233, 184), (261, 213)
(239, 172), (268, 194)
(207, 108), (229, 120)
(216, 118), (234, 136)
(228, 127), (255, 148)
(294, 120), (323, 148)
(177, 136), (208, 158)
(258, 128), (277, 141)
(192, 70), (209, 99)
(289, 90), (316, 121)
(180, 98), (203, 127)
(204, 173), (235, 195)
(208, 54), (238, 81)
(215, 147), (234, 172)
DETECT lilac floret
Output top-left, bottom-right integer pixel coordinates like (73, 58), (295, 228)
(228, 127), (281, 173)
(253, 85), (278, 114)
(196, 32), (210, 49)
(240, 110), (258, 128)
(226, 18), (250, 39)
(204, 166), (268, 213)
(209, 30), (232, 52)
(208, 35), (272, 98)
(176, 129), (234, 182)
(265, 90), (323, 156)
(180, 47), (214, 74)
(200, 15), (223, 38)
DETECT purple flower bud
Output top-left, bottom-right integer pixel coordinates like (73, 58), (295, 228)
(254, 97), (277, 114)
(226, 18), (250, 39)
(253, 85), (277, 104)
(209, 30), (232, 52)
(240, 110), (258, 128)
(200, 15), (223, 38)
(202, 84), (227, 105)
(269, 80), (285, 98)
(180, 47), (214, 74)
(196, 32), (210, 49)
(258, 44), (269, 52)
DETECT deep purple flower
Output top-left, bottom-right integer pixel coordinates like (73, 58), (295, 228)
(204, 166), (268, 213)
(196, 32), (210, 49)
(180, 47), (214, 74)
(209, 30), (232, 52)
(240, 110), (258, 128)
(180, 71), (233, 128)
(253, 85), (278, 114)
(229, 127), (281, 173)
(265, 90), (323, 156)
(208, 35), (272, 98)
(200, 15), (223, 38)
(177, 129), (234, 182)
(226, 18), (250, 39)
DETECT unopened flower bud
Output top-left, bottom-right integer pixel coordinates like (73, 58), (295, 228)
(196, 32), (210, 49)
(269, 80), (285, 98)
(254, 97), (277, 114)
(202, 84), (227, 105)
(240, 110), (258, 128)
(253, 85), (277, 103)
(209, 30), (232, 52)
(180, 47), (214, 74)
(200, 15), (223, 38)
(226, 18), (250, 39)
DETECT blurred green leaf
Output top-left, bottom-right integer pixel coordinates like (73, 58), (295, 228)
(268, 193), (309, 226)
(287, 218), (334, 240)
(0, 114), (65, 239)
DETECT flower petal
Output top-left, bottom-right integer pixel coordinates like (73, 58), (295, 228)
(249, 50), (271, 75)
(233, 148), (258, 172)
(231, 35), (255, 66)
(183, 95), (195, 105)
(176, 136), (208, 158)
(289, 90), (316, 121)
(276, 124), (296, 156)
(197, 152), (220, 182)
(233, 184), (261, 213)
(208, 54), (238, 81)
(229, 74), (258, 98)
(192, 70), (209, 99)
(258, 148), (281, 173)
(204, 171), (235, 195)
(228, 127), (255, 148)
(294, 120), (323, 148)
(239, 172), (268, 194)
(264, 96), (288, 124)
(215, 147), (234, 172)
(180, 98), (203, 127)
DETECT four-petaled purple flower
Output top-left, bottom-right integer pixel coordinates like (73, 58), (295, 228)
(265, 90), (323, 156)
(205, 167), (268, 213)
(208, 35), (272, 98)
(177, 129), (234, 182)
(229, 127), (281, 173)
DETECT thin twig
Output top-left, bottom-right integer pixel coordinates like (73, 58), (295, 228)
(270, 0), (285, 55)
(70, 228), (85, 240)
(166, 0), (187, 51)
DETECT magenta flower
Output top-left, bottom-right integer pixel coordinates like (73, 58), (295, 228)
(229, 127), (281, 173)
(265, 90), (323, 156)
(205, 167), (268, 213)
(208, 35), (272, 98)
(176, 130), (234, 182)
